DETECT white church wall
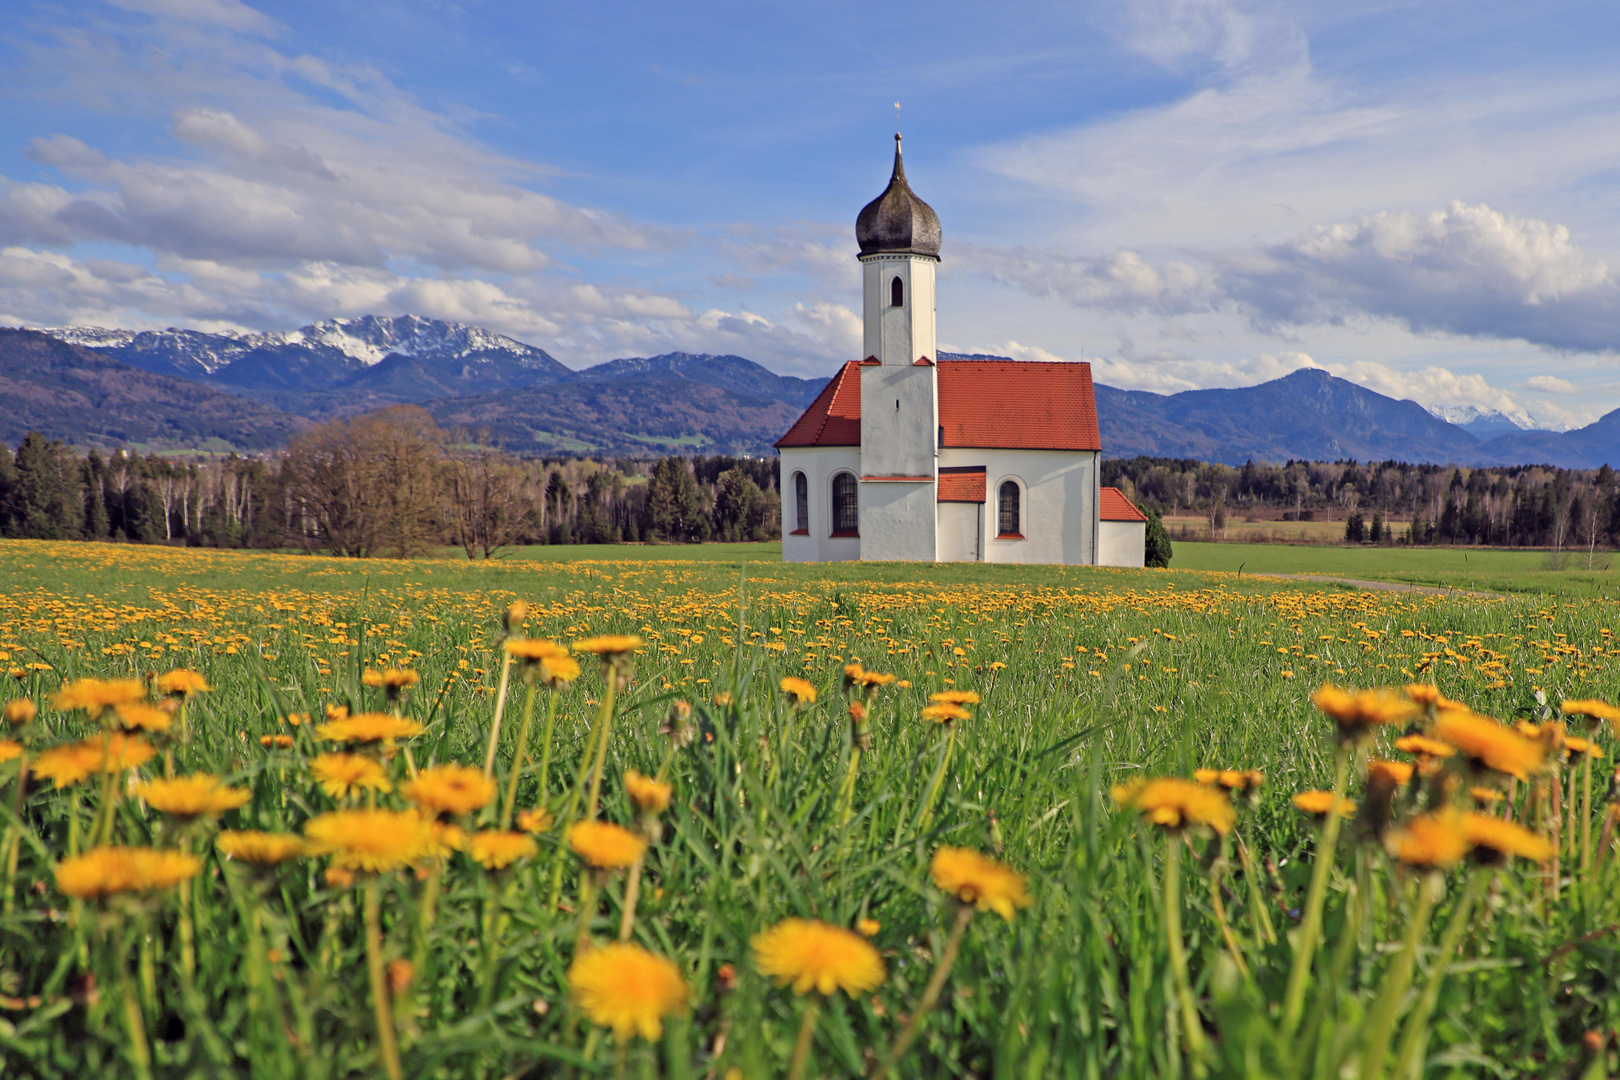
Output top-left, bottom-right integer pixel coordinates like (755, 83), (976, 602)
(860, 479), (937, 561)
(780, 447), (862, 563)
(859, 364), (938, 480)
(861, 255), (936, 364)
(1098, 521), (1146, 567)
(936, 501), (981, 562)
(938, 448), (1097, 566)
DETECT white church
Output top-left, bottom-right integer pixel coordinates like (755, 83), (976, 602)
(777, 135), (1147, 566)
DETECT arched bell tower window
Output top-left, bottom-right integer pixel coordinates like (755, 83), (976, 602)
(998, 480), (1022, 538)
(792, 472), (808, 534)
(891, 276), (904, 308)
(831, 472), (859, 536)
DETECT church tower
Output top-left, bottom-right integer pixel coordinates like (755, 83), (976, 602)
(855, 134), (942, 561)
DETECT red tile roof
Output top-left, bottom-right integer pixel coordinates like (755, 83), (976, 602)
(1100, 487), (1147, 522)
(774, 361), (862, 447)
(937, 466), (986, 503)
(775, 359), (1101, 451)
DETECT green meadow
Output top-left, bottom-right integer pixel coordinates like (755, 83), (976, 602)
(0, 539), (1616, 1078)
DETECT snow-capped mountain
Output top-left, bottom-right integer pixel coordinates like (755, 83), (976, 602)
(33, 316), (574, 398)
(1426, 403), (1564, 440)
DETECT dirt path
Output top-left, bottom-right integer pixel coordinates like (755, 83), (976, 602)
(1257, 573), (1507, 600)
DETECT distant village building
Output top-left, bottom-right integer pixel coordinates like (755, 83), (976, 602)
(776, 135), (1145, 566)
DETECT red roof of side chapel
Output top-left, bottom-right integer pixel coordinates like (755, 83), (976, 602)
(1100, 487), (1148, 522)
(774, 359), (1101, 451)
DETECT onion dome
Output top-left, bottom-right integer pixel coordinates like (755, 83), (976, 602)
(856, 134), (941, 258)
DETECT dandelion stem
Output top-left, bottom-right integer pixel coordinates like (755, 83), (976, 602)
(917, 723), (957, 833)
(788, 997), (821, 1080)
(1207, 856), (1250, 979)
(574, 873), (597, 955)
(869, 903), (974, 1079)
(618, 853), (645, 942)
(584, 677), (618, 823)
(364, 877), (404, 1080)
(1392, 870), (1489, 1080)
(500, 682), (540, 829)
(481, 651), (515, 780)
(1281, 746), (1350, 1033)
(1163, 836), (1209, 1073)
(1359, 871), (1440, 1080)
(1236, 833), (1275, 946)
(534, 688), (563, 806)
(1579, 749), (1593, 878)
(118, 945), (153, 1080)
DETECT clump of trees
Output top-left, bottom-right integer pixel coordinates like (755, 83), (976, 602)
(1105, 456), (1620, 551)
(0, 407), (781, 558)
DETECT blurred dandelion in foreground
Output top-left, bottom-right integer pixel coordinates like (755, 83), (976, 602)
(304, 809), (434, 873)
(567, 943), (688, 1040)
(779, 676), (816, 707)
(403, 764), (496, 817)
(751, 918), (885, 997)
(930, 846), (1031, 920)
(467, 830), (538, 870)
(134, 774), (251, 819)
(216, 831), (308, 866)
(54, 846), (201, 899)
(1112, 777), (1235, 833)
(309, 753), (393, 799)
(1292, 790), (1356, 818)
(567, 821), (646, 870)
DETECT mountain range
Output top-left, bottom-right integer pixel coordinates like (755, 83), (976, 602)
(6, 316), (1620, 468)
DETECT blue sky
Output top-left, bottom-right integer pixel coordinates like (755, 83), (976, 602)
(4, 0), (1620, 427)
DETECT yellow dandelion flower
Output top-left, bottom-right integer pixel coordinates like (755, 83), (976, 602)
(154, 669), (210, 697)
(572, 635), (645, 658)
(309, 753), (393, 799)
(1460, 812), (1554, 864)
(261, 734), (294, 749)
(216, 831), (308, 866)
(538, 654), (581, 686)
(304, 809), (435, 873)
(467, 830), (538, 870)
(424, 820), (467, 858)
(928, 689), (981, 706)
(778, 677), (817, 706)
(1367, 760), (1414, 786)
(1564, 736), (1604, 759)
(515, 807), (554, 833)
(1432, 708), (1546, 781)
(844, 663), (896, 689)
(401, 764), (496, 817)
(929, 846), (1032, 920)
(1386, 813), (1470, 869)
(314, 712), (424, 744)
(54, 846), (200, 899)
(1111, 777), (1236, 833)
(113, 702), (174, 732)
(568, 820), (646, 869)
(0, 741), (21, 762)
(361, 668), (419, 690)
(1394, 734), (1456, 759)
(30, 743), (97, 788)
(1469, 786), (1504, 805)
(53, 678), (146, 719)
(1193, 768), (1265, 793)
(3, 699), (36, 725)
(751, 917), (886, 997)
(506, 638), (568, 661)
(133, 774), (251, 818)
(1292, 790), (1356, 818)
(920, 703), (970, 724)
(856, 917), (881, 937)
(1312, 684), (1420, 740)
(1561, 698), (1620, 725)
(624, 770), (673, 816)
(567, 943), (688, 1040)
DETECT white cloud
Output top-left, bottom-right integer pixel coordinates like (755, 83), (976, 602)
(1525, 374), (1578, 394)
(106, 0), (279, 35)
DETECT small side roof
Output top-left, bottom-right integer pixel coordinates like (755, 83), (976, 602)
(1100, 487), (1148, 523)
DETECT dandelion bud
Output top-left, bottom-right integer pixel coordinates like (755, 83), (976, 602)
(387, 959), (415, 994)
(659, 701), (695, 750)
(504, 601), (529, 635)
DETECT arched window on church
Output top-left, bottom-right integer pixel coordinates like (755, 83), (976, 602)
(998, 481), (1022, 538)
(891, 276), (904, 308)
(831, 472), (859, 536)
(792, 472), (808, 534)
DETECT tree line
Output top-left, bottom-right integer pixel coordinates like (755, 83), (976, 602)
(1103, 456), (1620, 550)
(0, 406), (781, 558)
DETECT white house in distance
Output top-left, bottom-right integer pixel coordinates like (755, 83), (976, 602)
(776, 135), (1147, 567)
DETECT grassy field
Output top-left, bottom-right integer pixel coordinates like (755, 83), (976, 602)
(0, 539), (1617, 1078)
(1164, 514), (1361, 543)
(1174, 540), (1620, 598)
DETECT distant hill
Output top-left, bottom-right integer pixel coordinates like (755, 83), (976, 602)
(0, 329), (307, 451)
(14, 317), (1620, 467)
